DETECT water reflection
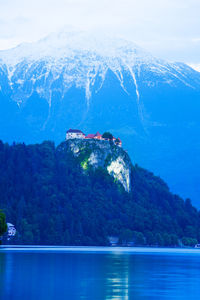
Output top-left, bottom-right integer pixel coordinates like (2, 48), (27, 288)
(0, 253), (6, 292)
(105, 254), (130, 299)
(1, 248), (200, 299)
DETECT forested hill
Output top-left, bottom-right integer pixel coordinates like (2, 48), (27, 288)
(0, 140), (200, 246)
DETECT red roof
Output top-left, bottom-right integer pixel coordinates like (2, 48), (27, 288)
(85, 134), (95, 138)
(95, 132), (102, 137)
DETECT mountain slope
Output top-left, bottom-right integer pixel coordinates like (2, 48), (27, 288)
(0, 31), (200, 205)
(1, 140), (200, 246)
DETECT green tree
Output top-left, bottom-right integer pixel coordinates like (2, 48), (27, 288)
(170, 234), (178, 246)
(115, 138), (121, 145)
(133, 231), (145, 245)
(119, 229), (133, 245)
(182, 237), (198, 247)
(1, 139), (200, 247)
(0, 210), (7, 242)
(102, 132), (113, 140)
(145, 231), (156, 245)
(163, 233), (171, 246)
(155, 233), (164, 246)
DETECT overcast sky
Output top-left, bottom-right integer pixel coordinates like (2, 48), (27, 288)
(0, 0), (200, 64)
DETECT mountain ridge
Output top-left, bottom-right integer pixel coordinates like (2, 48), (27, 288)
(0, 30), (200, 205)
(1, 31), (200, 109)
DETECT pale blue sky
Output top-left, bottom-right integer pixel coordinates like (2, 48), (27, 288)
(0, 0), (199, 65)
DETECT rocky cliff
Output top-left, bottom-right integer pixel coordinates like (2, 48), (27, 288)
(66, 139), (132, 192)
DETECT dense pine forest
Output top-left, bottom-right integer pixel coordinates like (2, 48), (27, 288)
(0, 140), (200, 246)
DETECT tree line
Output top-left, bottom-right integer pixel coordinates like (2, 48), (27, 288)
(0, 140), (200, 246)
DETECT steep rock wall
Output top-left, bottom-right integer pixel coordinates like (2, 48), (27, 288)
(66, 139), (132, 192)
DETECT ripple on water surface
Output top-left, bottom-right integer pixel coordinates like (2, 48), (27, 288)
(0, 247), (200, 300)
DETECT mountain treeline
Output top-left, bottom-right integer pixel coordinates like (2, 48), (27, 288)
(0, 140), (200, 246)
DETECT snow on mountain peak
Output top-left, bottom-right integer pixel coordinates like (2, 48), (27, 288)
(0, 30), (155, 107)
(0, 29), (198, 110)
(188, 63), (200, 73)
(0, 30), (153, 66)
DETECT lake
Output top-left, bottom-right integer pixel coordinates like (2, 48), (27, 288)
(1, 246), (200, 299)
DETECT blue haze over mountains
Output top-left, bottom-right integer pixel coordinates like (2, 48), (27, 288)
(0, 31), (200, 206)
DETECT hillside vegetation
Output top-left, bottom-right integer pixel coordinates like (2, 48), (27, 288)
(0, 140), (200, 246)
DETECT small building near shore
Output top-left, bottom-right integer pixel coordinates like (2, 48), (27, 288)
(7, 223), (16, 240)
(108, 236), (119, 246)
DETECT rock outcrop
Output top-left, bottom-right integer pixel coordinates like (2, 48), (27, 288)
(66, 139), (132, 192)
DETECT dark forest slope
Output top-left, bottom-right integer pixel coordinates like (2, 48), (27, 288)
(0, 140), (200, 246)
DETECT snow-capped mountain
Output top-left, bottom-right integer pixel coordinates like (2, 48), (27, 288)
(0, 30), (200, 205)
(188, 63), (200, 72)
(1, 30), (200, 109)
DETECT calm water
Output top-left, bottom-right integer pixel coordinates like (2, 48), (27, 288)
(1, 247), (200, 300)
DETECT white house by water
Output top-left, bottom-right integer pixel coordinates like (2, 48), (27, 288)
(7, 223), (16, 240)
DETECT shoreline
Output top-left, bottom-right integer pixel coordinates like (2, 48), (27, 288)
(1, 245), (200, 254)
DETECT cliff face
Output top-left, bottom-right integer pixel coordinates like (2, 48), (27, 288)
(66, 139), (132, 192)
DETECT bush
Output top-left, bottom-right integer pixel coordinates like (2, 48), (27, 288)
(0, 210), (7, 237)
(102, 132), (113, 140)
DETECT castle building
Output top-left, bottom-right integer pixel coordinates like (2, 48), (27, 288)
(66, 129), (122, 146)
(66, 129), (85, 140)
(93, 132), (102, 140)
(85, 132), (103, 140)
(85, 133), (96, 139)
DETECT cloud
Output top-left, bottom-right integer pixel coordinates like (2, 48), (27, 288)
(0, 0), (199, 62)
